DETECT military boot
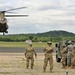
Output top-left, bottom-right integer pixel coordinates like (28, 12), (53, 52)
(61, 66), (66, 69)
(31, 65), (33, 69)
(26, 67), (28, 69)
(70, 66), (74, 69)
(43, 68), (46, 72)
(66, 66), (69, 68)
(31, 67), (33, 69)
(43, 70), (46, 72)
(26, 65), (29, 69)
(49, 70), (53, 73)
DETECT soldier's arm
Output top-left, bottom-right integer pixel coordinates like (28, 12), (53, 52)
(61, 50), (65, 54)
(46, 47), (53, 53)
(64, 48), (67, 53)
(43, 47), (46, 52)
(66, 46), (69, 53)
(24, 49), (27, 58)
(49, 49), (53, 53)
(35, 53), (37, 59)
(33, 48), (37, 59)
(61, 48), (66, 54)
(63, 48), (67, 53)
(24, 52), (26, 57)
(51, 47), (53, 52)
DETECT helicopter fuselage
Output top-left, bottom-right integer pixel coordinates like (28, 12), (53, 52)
(0, 12), (8, 33)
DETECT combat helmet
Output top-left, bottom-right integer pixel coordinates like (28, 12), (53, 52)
(47, 41), (52, 44)
(68, 40), (72, 44)
(29, 42), (32, 46)
(62, 44), (66, 47)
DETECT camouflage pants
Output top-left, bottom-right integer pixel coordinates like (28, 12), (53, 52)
(26, 57), (34, 68)
(43, 55), (53, 71)
(67, 53), (72, 66)
(62, 55), (67, 67)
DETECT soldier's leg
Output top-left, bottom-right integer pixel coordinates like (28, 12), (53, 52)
(68, 54), (72, 67)
(62, 57), (65, 68)
(43, 58), (48, 72)
(69, 55), (72, 66)
(65, 57), (67, 66)
(62, 57), (66, 69)
(26, 58), (29, 69)
(67, 55), (70, 67)
(31, 58), (34, 69)
(49, 57), (53, 72)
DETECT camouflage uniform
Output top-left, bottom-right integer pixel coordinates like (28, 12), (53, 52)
(67, 42), (73, 67)
(25, 44), (37, 69)
(71, 45), (75, 69)
(61, 45), (67, 68)
(43, 41), (53, 72)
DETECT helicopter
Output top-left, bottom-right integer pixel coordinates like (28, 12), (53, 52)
(0, 6), (28, 35)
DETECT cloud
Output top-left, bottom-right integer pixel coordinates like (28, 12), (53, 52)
(0, 0), (75, 34)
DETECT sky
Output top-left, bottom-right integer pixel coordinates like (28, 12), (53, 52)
(0, 0), (75, 34)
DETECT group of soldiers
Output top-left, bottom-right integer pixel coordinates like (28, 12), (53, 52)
(24, 41), (53, 72)
(24, 40), (75, 73)
(61, 41), (75, 69)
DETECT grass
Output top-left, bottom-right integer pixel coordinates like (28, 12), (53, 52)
(0, 42), (55, 48)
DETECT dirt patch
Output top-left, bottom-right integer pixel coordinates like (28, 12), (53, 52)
(0, 53), (74, 75)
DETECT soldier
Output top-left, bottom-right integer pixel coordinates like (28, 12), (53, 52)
(43, 41), (53, 72)
(61, 44), (67, 69)
(66, 41), (73, 68)
(24, 43), (37, 69)
(70, 45), (75, 69)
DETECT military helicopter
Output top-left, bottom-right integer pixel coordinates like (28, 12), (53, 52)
(0, 6), (28, 35)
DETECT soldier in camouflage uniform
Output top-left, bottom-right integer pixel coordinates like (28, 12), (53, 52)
(71, 45), (75, 69)
(25, 43), (37, 69)
(43, 41), (53, 72)
(61, 44), (67, 69)
(66, 41), (73, 68)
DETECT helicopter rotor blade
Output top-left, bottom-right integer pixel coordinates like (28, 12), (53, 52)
(5, 6), (27, 12)
(5, 15), (28, 17)
(5, 11), (16, 13)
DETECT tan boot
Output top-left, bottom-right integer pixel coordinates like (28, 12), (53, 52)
(66, 66), (69, 68)
(31, 66), (33, 69)
(43, 70), (46, 72)
(49, 70), (53, 73)
(26, 66), (28, 69)
(43, 68), (46, 72)
(70, 66), (74, 69)
(61, 66), (65, 69)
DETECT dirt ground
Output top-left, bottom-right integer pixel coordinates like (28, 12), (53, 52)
(0, 53), (74, 75)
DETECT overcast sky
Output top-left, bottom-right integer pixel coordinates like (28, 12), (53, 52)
(0, 0), (75, 34)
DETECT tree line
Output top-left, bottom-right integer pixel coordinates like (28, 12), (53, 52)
(0, 30), (75, 42)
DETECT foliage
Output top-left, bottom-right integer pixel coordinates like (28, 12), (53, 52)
(0, 30), (75, 42)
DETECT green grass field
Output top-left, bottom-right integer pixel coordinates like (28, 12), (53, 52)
(0, 42), (55, 48)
